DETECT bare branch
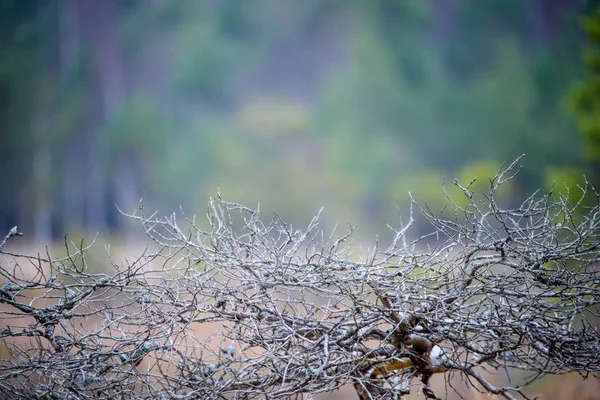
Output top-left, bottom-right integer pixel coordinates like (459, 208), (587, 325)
(0, 159), (598, 399)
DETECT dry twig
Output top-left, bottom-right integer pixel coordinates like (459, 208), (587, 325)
(0, 158), (599, 399)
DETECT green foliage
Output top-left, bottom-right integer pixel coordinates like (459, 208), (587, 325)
(544, 166), (589, 206)
(0, 0), (593, 237)
(390, 169), (448, 213)
(455, 160), (513, 205)
(571, 6), (600, 166)
(173, 22), (247, 98)
(108, 95), (169, 158)
(237, 98), (311, 138)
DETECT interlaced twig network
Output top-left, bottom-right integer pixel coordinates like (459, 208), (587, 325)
(0, 158), (598, 399)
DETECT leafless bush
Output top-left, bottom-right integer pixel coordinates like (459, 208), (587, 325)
(0, 159), (599, 399)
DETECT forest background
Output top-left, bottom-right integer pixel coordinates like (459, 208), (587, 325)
(2, 0), (600, 244)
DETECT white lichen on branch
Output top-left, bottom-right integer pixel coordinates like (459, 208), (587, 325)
(0, 158), (599, 399)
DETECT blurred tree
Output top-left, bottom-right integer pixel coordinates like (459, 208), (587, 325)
(571, 4), (600, 174)
(316, 0), (586, 223)
(0, 0), (594, 240)
(0, 0), (56, 242)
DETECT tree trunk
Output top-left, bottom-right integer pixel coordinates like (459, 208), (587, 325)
(81, 0), (129, 236)
(58, 0), (85, 235)
(32, 144), (52, 244)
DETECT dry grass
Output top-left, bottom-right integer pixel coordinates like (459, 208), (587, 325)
(310, 373), (600, 400)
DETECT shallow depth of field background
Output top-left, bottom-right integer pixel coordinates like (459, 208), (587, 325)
(2, 0), (600, 242)
(1, 1), (600, 398)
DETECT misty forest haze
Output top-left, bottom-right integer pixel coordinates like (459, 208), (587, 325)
(0, 0), (599, 242)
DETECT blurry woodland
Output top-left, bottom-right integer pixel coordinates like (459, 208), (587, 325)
(3, 2), (600, 400)
(1, 0), (600, 242)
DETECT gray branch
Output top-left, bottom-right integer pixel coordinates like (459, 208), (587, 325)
(0, 159), (598, 399)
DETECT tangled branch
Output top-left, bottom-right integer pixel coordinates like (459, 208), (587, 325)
(0, 159), (599, 399)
